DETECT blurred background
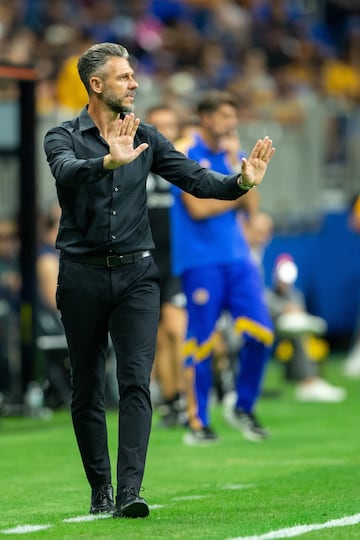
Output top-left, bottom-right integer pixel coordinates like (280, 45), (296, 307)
(0, 0), (359, 410)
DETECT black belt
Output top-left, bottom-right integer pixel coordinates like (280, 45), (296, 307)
(63, 250), (151, 268)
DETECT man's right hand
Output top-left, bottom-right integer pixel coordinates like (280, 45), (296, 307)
(103, 113), (149, 170)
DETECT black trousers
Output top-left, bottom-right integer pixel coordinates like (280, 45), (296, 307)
(56, 254), (160, 492)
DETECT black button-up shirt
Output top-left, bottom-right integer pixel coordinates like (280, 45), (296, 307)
(44, 107), (245, 256)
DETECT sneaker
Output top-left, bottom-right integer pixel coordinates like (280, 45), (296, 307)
(157, 393), (188, 428)
(276, 312), (327, 336)
(157, 405), (179, 428)
(183, 426), (220, 446)
(224, 408), (270, 442)
(343, 343), (360, 377)
(295, 378), (346, 402)
(90, 484), (115, 514)
(113, 486), (149, 519)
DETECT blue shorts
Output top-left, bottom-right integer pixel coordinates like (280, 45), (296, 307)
(182, 257), (273, 364)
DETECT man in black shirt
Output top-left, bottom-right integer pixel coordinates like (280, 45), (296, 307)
(44, 42), (275, 519)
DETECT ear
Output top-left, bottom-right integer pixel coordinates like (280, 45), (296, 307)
(89, 76), (103, 95)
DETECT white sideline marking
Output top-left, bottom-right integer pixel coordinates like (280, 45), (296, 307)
(63, 513), (111, 523)
(0, 487), (251, 535)
(226, 459), (345, 467)
(227, 513), (360, 540)
(173, 495), (207, 501)
(0, 505), (165, 534)
(172, 485), (253, 502)
(1, 525), (51, 534)
(221, 484), (254, 490)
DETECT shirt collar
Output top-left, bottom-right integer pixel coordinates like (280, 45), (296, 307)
(78, 106), (98, 132)
(77, 107), (128, 132)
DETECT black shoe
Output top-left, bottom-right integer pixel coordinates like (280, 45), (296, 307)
(224, 407), (270, 441)
(157, 393), (187, 429)
(113, 486), (149, 519)
(157, 405), (179, 428)
(90, 484), (115, 514)
(183, 426), (220, 446)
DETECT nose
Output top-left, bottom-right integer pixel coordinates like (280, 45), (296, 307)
(130, 76), (138, 89)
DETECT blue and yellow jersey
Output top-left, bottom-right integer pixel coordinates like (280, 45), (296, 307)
(171, 133), (250, 275)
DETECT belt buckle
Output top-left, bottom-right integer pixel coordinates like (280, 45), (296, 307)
(106, 255), (119, 267)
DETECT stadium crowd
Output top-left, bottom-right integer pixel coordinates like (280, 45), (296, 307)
(0, 0), (359, 413)
(0, 0), (359, 121)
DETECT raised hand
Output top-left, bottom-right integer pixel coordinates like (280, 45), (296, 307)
(239, 136), (275, 189)
(104, 113), (149, 170)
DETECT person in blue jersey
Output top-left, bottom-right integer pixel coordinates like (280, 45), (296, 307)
(171, 90), (274, 444)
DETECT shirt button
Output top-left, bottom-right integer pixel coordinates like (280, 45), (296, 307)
(114, 187), (119, 192)
(112, 210), (117, 215)
(111, 235), (116, 240)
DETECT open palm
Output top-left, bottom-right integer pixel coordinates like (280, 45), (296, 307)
(241, 136), (275, 188)
(106, 113), (149, 167)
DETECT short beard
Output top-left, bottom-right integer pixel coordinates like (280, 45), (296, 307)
(109, 103), (134, 114)
(103, 93), (134, 114)
(119, 104), (134, 114)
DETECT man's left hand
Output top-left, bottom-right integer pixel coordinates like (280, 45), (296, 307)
(238, 136), (275, 189)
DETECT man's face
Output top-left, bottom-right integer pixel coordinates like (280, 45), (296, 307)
(201, 103), (238, 139)
(97, 56), (139, 114)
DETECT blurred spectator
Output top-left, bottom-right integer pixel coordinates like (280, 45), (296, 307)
(227, 47), (276, 120)
(0, 218), (21, 403)
(267, 65), (307, 126)
(322, 0), (360, 53)
(145, 104), (187, 428)
(227, 51), (307, 127)
(0, 218), (20, 300)
(3, 27), (36, 66)
(196, 40), (236, 91)
(54, 34), (93, 117)
(266, 254), (346, 402)
(36, 202), (71, 409)
(321, 23), (360, 169)
(285, 38), (323, 96)
(239, 208), (274, 268)
(78, 0), (122, 43)
(321, 35), (360, 103)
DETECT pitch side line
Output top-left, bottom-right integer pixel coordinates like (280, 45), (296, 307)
(0, 505), (163, 534)
(227, 513), (360, 540)
(1, 525), (51, 534)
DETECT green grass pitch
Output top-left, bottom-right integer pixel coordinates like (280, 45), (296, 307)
(1, 355), (360, 539)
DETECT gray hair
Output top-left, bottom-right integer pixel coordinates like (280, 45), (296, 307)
(77, 42), (129, 94)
